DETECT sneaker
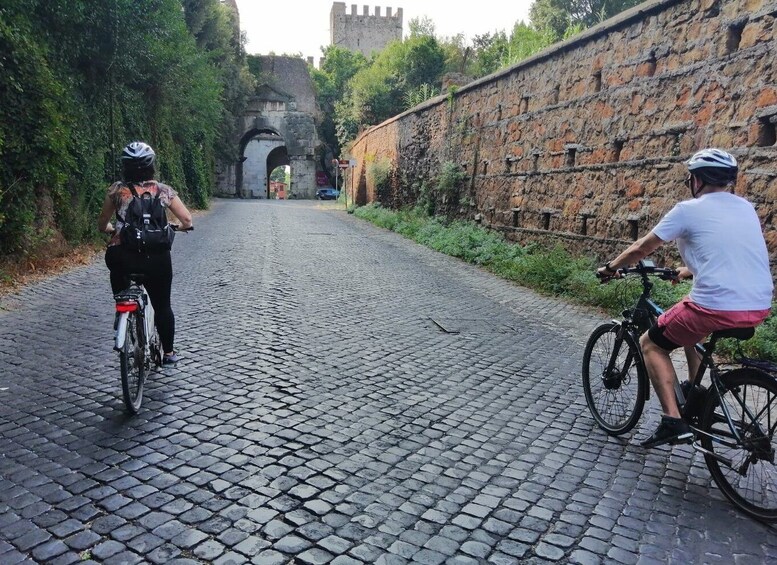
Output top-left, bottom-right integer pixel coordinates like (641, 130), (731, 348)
(640, 416), (693, 448)
(162, 352), (179, 366)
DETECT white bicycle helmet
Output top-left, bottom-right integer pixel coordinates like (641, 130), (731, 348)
(121, 141), (156, 169)
(686, 148), (738, 185)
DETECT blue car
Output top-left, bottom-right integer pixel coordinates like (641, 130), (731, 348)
(316, 188), (340, 200)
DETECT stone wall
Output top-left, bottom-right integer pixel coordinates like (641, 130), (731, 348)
(347, 0), (777, 269)
(330, 2), (403, 57)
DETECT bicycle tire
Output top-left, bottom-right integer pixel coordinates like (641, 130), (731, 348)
(120, 312), (146, 413)
(700, 368), (777, 522)
(582, 322), (647, 435)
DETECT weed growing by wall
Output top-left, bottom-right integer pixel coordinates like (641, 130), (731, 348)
(366, 156), (393, 202)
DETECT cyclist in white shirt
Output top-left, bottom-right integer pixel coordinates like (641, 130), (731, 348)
(598, 148), (773, 447)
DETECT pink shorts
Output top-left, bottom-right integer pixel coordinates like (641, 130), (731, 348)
(655, 296), (770, 348)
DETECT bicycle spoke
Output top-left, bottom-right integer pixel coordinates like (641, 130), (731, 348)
(583, 323), (646, 435)
(702, 369), (777, 520)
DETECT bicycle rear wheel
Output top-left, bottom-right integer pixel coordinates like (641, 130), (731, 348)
(582, 322), (647, 435)
(700, 368), (777, 521)
(120, 312), (146, 413)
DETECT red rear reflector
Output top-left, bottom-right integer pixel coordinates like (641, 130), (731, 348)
(115, 302), (139, 313)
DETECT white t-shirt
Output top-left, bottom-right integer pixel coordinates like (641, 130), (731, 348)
(652, 191), (773, 311)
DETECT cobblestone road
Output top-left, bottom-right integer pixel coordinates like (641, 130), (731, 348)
(1, 199), (776, 565)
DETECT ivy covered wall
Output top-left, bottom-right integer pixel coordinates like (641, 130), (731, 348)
(0, 0), (251, 258)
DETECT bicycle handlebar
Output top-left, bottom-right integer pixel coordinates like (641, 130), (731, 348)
(596, 260), (678, 283)
(105, 224), (193, 235)
(619, 263), (678, 280)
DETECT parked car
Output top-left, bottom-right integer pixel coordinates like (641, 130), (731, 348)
(316, 187), (340, 200)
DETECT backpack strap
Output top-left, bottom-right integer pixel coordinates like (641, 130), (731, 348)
(116, 182), (140, 223)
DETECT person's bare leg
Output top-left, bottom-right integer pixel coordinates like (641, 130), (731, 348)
(640, 333), (680, 418)
(684, 345), (702, 382)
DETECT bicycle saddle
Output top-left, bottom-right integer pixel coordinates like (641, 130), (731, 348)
(711, 327), (755, 341)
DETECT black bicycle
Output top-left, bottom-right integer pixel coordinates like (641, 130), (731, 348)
(582, 260), (777, 521)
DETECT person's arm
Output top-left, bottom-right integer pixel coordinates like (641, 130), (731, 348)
(597, 232), (665, 278)
(168, 196), (193, 230)
(97, 193), (115, 233)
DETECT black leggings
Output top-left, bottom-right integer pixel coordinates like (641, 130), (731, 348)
(105, 246), (175, 353)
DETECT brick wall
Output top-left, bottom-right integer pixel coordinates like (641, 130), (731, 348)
(347, 0), (777, 269)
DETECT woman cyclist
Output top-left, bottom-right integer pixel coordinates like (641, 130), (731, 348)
(97, 142), (193, 365)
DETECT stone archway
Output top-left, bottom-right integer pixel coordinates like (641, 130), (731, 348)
(237, 127), (287, 198)
(216, 56), (321, 199)
(266, 146), (290, 197)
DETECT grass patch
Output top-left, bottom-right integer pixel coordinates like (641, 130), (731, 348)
(353, 203), (777, 362)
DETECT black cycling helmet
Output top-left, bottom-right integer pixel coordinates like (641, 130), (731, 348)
(121, 141), (156, 170)
(686, 148), (738, 186)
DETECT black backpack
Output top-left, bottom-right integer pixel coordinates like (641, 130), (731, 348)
(119, 182), (175, 253)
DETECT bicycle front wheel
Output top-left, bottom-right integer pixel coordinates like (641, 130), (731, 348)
(582, 322), (647, 435)
(700, 368), (777, 521)
(120, 312), (146, 413)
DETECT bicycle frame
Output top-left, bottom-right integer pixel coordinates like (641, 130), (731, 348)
(604, 268), (665, 401)
(689, 335), (771, 465)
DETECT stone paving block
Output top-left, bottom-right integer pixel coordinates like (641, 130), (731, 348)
(1, 200), (777, 565)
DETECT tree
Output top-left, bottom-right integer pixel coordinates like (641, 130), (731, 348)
(530, 0), (643, 39)
(408, 16), (435, 38)
(311, 46), (368, 155)
(470, 31), (510, 77)
(334, 35), (445, 146)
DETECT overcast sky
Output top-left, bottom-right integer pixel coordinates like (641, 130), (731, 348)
(234, 0), (533, 61)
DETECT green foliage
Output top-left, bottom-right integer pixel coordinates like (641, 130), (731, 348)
(366, 157), (393, 200)
(311, 46), (368, 155)
(529, 0), (643, 40)
(404, 83), (440, 109)
(335, 35), (445, 146)
(408, 16), (436, 38)
(470, 31), (510, 77)
(269, 166), (287, 182)
(436, 161), (466, 195)
(353, 204), (777, 362)
(0, 0), (251, 258)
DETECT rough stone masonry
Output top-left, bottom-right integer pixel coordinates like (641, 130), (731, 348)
(347, 0), (777, 269)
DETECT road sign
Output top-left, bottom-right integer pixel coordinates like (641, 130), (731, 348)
(337, 159), (350, 169)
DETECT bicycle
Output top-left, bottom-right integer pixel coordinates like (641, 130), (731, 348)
(113, 274), (159, 413)
(110, 224), (191, 413)
(582, 259), (777, 521)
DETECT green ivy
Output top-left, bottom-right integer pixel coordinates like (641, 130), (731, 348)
(0, 0), (251, 259)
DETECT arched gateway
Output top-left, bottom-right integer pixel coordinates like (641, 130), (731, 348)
(217, 56), (319, 199)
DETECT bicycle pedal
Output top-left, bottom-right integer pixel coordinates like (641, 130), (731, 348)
(670, 434), (694, 445)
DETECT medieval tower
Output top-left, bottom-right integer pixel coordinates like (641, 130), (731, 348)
(330, 3), (403, 57)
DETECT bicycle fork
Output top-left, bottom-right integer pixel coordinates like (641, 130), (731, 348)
(603, 324), (637, 389)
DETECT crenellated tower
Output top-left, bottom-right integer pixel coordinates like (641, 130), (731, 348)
(330, 3), (403, 57)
